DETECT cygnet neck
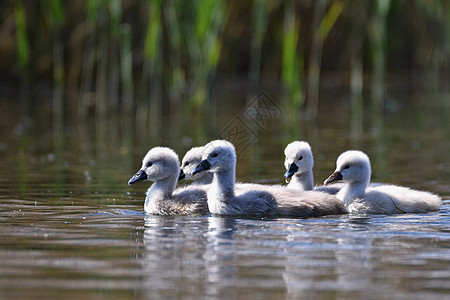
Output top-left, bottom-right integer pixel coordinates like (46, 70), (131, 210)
(194, 172), (213, 185)
(146, 175), (177, 204)
(210, 165), (236, 201)
(289, 170), (314, 191)
(337, 178), (369, 205)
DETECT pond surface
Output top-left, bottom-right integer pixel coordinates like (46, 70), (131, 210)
(0, 82), (449, 299)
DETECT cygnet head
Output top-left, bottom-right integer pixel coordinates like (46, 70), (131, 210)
(128, 147), (180, 185)
(284, 141), (314, 180)
(191, 140), (236, 175)
(324, 150), (371, 186)
(179, 146), (207, 181)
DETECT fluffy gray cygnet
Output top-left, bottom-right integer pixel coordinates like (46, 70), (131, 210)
(179, 146), (213, 185)
(128, 147), (209, 216)
(284, 141), (343, 194)
(192, 140), (346, 217)
(324, 150), (442, 214)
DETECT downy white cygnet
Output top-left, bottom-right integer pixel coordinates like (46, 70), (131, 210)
(324, 150), (441, 214)
(192, 140), (346, 217)
(284, 141), (343, 194)
(128, 147), (209, 216)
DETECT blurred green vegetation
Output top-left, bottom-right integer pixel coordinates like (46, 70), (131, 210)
(1, 0), (448, 118)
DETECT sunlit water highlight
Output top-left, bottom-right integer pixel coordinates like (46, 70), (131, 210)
(0, 85), (449, 299)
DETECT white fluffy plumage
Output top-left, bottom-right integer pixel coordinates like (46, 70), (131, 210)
(324, 150), (441, 214)
(192, 140), (346, 217)
(128, 147), (209, 216)
(284, 140), (343, 194)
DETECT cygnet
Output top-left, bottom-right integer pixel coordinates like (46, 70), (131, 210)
(324, 150), (441, 214)
(179, 146), (213, 185)
(284, 141), (343, 194)
(128, 147), (209, 216)
(192, 140), (346, 217)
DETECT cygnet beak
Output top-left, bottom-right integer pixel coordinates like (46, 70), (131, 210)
(324, 171), (343, 185)
(192, 160), (211, 175)
(128, 169), (148, 185)
(178, 169), (186, 181)
(284, 163), (299, 179)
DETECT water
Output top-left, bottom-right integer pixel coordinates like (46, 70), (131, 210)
(0, 83), (449, 299)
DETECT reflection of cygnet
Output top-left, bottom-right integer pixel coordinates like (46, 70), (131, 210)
(192, 140), (346, 217)
(179, 146), (213, 185)
(283, 141), (343, 194)
(324, 150), (442, 214)
(128, 147), (209, 215)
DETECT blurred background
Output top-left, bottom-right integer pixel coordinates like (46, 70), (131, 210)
(1, 0), (448, 117)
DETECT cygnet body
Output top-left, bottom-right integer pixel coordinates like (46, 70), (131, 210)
(180, 146), (213, 185)
(284, 141), (343, 194)
(128, 147), (209, 216)
(324, 150), (441, 214)
(192, 140), (346, 217)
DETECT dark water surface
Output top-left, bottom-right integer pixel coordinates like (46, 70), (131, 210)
(0, 84), (449, 299)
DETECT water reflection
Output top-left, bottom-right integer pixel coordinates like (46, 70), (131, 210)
(334, 219), (376, 296)
(0, 84), (449, 298)
(141, 216), (240, 299)
(142, 215), (209, 298)
(204, 217), (238, 299)
(282, 221), (332, 298)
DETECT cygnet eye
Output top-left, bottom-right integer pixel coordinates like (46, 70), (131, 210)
(343, 165), (350, 169)
(211, 152), (218, 158)
(184, 161), (190, 167)
(298, 156), (303, 161)
(147, 162), (153, 167)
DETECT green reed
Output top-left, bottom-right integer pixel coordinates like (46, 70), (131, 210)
(189, 0), (227, 110)
(3, 0), (448, 118)
(305, 0), (344, 120)
(41, 0), (65, 117)
(249, 0), (268, 85)
(282, 0), (303, 110)
(14, 1), (29, 71)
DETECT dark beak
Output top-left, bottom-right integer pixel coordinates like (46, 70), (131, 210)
(192, 159), (211, 175)
(324, 171), (343, 185)
(284, 163), (299, 179)
(128, 169), (147, 185)
(178, 169), (186, 181)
